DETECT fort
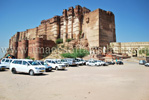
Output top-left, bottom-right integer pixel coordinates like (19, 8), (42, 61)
(9, 5), (116, 60)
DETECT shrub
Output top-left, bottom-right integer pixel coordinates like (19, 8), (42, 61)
(73, 49), (90, 58)
(61, 45), (65, 48)
(31, 58), (35, 61)
(61, 49), (89, 58)
(56, 38), (63, 44)
(26, 56), (35, 60)
(66, 39), (72, 42)
(26, 56), (30, 59)
(61, 53), (76, 58)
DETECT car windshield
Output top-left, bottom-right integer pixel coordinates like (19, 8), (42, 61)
(40, 61), (44, 65)
(46, 60), (51, 63)
(55, 61), (62, 64)
(61, 60), (66, 62)
(28, 61), (39, 65)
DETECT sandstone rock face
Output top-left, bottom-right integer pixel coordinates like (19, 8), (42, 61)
(9, 5), (116, 60)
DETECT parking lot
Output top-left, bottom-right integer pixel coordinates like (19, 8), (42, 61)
(0, 61), (149, 100)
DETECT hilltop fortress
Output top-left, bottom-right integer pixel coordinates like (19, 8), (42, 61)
(9, 5), (116, 60)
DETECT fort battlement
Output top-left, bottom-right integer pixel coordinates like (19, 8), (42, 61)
(9, 5), (116, 60)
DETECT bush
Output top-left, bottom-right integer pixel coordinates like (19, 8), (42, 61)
(61, 53), (76, 58)
(31, 58), (35, 61)
(25, 56), (35, 60)
(66, 39), (72, 42)
(61, 45), (65, 48)
(61, 49), (89, 58)
(73, 49), (90, 58)
(26, 56), (30, 59)
(56, 38), (63, 44)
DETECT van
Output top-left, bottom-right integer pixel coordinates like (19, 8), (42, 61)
(1, 58), (13, 68)
(10, 59), (45, 76)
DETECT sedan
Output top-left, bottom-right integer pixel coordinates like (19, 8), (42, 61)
(35, 60), (52, 72)
(86, 61), (100, 66)
(116, 61), (124, 65)
(145, 63), (149, 67)
(0, 63), (6, 71)
(106, 61), (115, 65)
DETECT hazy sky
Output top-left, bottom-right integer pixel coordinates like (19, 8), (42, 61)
(0, 0), (148, 58)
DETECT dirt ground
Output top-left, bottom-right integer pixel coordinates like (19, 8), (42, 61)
(0, 61), (149, 100)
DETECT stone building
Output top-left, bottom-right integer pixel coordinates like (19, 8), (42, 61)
(9, 5), (116, 60)
(110, 42), (149, 57)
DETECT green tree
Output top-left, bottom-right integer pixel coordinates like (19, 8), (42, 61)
(56, 38), (63, 44)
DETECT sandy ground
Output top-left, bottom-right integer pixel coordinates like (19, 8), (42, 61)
(0, 61), (149, 100)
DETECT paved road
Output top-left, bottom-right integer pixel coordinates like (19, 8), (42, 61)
(0, 62), (149, 100)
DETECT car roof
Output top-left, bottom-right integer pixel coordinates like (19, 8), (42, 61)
(13, 59), (33, 61)
(2, 58), (13, 60)
(35, 60), (42, 61)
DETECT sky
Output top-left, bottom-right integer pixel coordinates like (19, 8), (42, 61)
(0, 0), (148, 58)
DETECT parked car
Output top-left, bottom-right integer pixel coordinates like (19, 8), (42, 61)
(106, 61), (115, 65)
(1, 58), (13, 68)
(44, 59), (66, 70)
(86, 60), (100, 66)
(116, 61), (124, 65)
(144, 63), (149, 67)
(94, 60), (108, 66)
(139, 60), (146, 65)
(10, 59), (45, 76)
(57, 59), (69, 67)
(0, 63), (7, 71)
(75, 60), (82, 66)
(64, 58), (77, 66)
(35, 60), (52, 72)
(75, 58), (86, 65)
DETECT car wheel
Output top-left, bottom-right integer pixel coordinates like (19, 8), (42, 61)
(29, 70), (34, 76)
(55, 67), (58, 70)
(49, 68), (52, 71)
(12, 68), (17, 74)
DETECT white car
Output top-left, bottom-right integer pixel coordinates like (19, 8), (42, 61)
(86, 60), (100, 66)
(44, 59), (66, 70)
(10, 59), (45, 76)
(95, 60), (109, 66)
(1, 58), (13, 68)
(145, 63), (149, 67)
(76, 58), (86, 65)
(64, 58), (77, 66)
(75, 60), (83, 65)
(57, 59), (69, 67)
(0, 63), (6, 71)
